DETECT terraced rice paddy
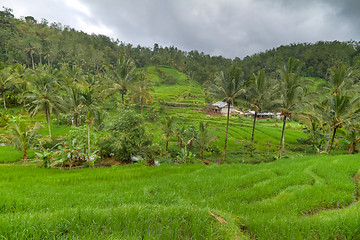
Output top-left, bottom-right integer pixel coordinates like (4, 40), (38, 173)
(1, 154), (360, 239)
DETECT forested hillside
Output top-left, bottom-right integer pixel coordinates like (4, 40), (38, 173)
(1, 7), (360, 83)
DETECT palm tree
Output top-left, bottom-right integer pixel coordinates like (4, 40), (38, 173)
(129, 73), (153, 115)
(276, 57), (304, 158)
(323, 64), (356, 153)
(160, 116), (176, 151)
(2, 116), (41, 163)
(67, 85), (83, 127)
(325, 93), (354, 153)
(80, 86), (99, 154)
(0, 66), (20, 110)
(12, 63), (30, 107)
(248, 69), (274, 150)
(26, 64), (66, 138)
(104, 56), (136, 104)
(60, 63), (84, 88)
(338, 120), (360, 154)
(327, 63), (354, 95)
(207, 65), (245, 155)
(196, 121), (218, 160)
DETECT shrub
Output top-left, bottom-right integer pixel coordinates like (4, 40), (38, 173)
(100, 108), (155, 163)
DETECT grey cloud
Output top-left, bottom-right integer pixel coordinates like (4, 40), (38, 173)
(2, 0), (360, 58)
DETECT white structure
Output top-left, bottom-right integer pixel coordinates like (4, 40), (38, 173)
(244, 110), (282, 119)
(204, 101), (237, 115)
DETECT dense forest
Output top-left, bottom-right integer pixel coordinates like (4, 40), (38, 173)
(1, 7), (360, 83)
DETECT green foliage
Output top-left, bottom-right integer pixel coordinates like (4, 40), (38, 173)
(51, 126), (99, 168)
(102, 107), (153, 162)
(176, 148), (196, 164)
(1, 116), (41, 163)
(34, 148), (53, 168)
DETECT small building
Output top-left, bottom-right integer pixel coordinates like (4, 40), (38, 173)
(204, 101), (237, 115)
(244, 110), (282, 119)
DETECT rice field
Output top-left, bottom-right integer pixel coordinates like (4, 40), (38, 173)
(1, 154), (360, 239)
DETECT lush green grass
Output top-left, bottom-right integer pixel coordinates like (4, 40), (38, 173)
(0, 146), (35, 163)
(145, 66), (206, 105)
(1, 154), (360, 239)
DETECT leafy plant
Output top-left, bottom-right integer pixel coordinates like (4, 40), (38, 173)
(176, 148), (196, 164)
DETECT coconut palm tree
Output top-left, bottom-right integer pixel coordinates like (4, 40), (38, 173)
(103, 56), (136, 104)
(196, 121), (218, 160)
(327, 63), (354, 95)
(338, 120), (360, 154)
(276, 57), (304, 158)
(248, 69), (274, 149)
(207, 65), (245, 155)
(2, 116), (41, 163)
(325, 92), (355, 153)
(26, 64), (66, 138)
(129, 73), (153, 115)
(323, 64), (357, 153)
(0, 66), (21, 110)
(160, 116), (176, 151)
(67, 85), (83, 127)
(80, 86), (99, 154)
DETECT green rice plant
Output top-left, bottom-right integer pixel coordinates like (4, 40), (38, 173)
(1, 155), (360, 239)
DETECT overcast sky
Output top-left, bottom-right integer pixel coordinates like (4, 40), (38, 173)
(1, 0), (360, 58)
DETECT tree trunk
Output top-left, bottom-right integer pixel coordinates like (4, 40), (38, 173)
(30, 52), (35, 70)
(87, 122), (91, 154)
(278, 115), (287, 158)
(74, 115), (78, 127)
(348, 142), (356, 154)
(121, 94), (124, 104)
(250, 112), (257, 157)
(251, 112), (257, 144)
(200, 147), (204, 160)
(184, 143), (188, 164)
(140, 97), (143, 115)
(328, 127), (337, 154)
(2, 91), (6, 110)
(165, 140), (169, 151)
(224, 103), (231, 153)
(46, 109), (51, 138)
(23, 148), (27, 164)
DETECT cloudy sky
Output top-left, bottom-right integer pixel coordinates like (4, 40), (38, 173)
(1, 0), (360, 58)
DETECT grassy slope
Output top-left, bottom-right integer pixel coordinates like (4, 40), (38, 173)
(1, 154), (360, 239)
(145, 66), (206, 105)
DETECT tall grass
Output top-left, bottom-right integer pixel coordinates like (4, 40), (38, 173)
(1, 155), (360, 239)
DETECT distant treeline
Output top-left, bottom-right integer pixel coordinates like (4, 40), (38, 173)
(1, 7), (360, 82)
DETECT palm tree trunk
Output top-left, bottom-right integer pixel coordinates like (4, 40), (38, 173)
(121, 94), (124, 104)
(184, 144), (188, 164)
(328, 127), (337, 154)
(2, 91), (6, 110)
(250, 112), (257, 157)
(200, 147), (204, 160)
(23, 148), (27, 164)
(224, 103), (231, 153)
(251, 112), (257, 144)
(278, 115), (287, 158)
(165, 140), (169, 151)
(87, 122), (91, 154)
(348, 142), (356, 154)
(46, 109), (51, 138)
(30, 52), (35, 70)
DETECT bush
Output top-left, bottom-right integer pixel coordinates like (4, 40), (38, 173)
(99, 107), (155, 163)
